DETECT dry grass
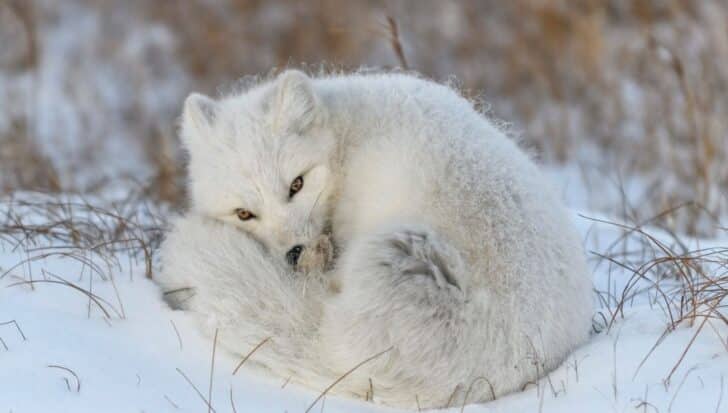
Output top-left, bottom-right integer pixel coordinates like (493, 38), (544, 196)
(231, 336), (271, 375)
(1, 1), (726, 236)
(47, 364), (81, 393)
(304, 346), (393, 413)
(176, 367), (217, 413)
(0, 191), (166, 325)
(1, 176), (722, 411)
(587, 214), (727, 331)
(1, 1), (727, 409)
(586, 207), (727, 385)
(0, 320), (27, 342)
(0, 192), (164, 275)
(207, 329), (219, 413)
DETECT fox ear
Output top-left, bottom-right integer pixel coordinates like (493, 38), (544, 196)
(181, 93), (217, 148)
(266, 70), (321, 134)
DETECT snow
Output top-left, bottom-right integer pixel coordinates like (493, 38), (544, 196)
(2, 1), (727, 410)
(1, 176), (726, 413)
(0, 243), (394, 413)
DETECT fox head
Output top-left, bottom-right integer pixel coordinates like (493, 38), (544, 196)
(180, 70), (336, 266)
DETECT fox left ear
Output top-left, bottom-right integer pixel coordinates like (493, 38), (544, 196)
(181, 93), (218, 150)
(266, 70), (322, 134)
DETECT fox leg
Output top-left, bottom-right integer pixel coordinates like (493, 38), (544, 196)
(320, 223), (473, 408)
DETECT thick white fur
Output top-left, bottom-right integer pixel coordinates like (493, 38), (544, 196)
(156, 71), (594, 409)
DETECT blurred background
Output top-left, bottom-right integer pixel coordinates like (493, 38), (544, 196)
(1, 0), (726, 236)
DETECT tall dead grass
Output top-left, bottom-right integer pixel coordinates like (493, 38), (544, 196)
(2, 0), (726, 235)
(0, 191), (165, 288)
(586, 206), (727, 384)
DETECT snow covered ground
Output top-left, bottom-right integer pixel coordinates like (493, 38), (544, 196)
(1, 174), (726, 413)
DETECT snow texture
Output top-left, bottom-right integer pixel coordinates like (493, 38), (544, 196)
(1, 173), (726, 413)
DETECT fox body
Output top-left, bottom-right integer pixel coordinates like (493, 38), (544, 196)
(157, 70), (593, 408)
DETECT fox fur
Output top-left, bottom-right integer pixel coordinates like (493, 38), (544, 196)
(155, 70), (593, 409)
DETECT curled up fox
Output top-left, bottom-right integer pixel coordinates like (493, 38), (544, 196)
(155, 69), (593, 409)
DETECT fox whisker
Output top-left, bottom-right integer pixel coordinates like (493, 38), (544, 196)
(304, 187), (326, 238)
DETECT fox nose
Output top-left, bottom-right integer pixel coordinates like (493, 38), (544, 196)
(285, 245), (304, 266)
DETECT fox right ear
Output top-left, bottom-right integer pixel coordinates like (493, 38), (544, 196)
(264, 70), (322, 134)
(181, 93), (217, 147)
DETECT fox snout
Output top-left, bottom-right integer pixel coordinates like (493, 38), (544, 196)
(285, 245), (304, 266)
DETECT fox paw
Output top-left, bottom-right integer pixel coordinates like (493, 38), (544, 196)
(383, 229), (462, 291)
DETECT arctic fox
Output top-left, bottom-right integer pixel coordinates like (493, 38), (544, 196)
(156, 70), (593, 409)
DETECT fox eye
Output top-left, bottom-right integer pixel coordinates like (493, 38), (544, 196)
(289, 175), (304, 198)
(235, 208), (256, 221)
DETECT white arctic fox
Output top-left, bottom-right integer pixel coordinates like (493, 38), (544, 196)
(156, 70), (593, 409)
